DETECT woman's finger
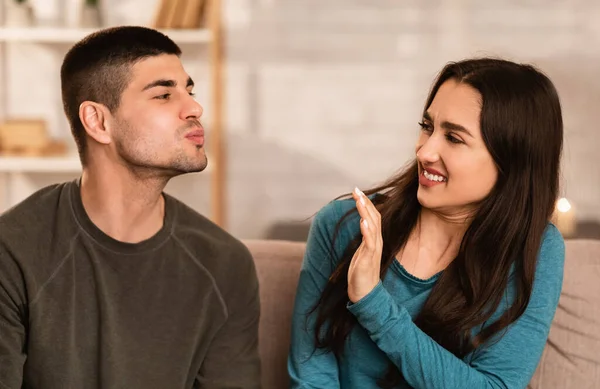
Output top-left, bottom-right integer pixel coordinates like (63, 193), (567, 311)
(358, 217), (378, 254)
(353, 188), (380, 245)
(356, 188), (381, 227)
(352, 192), (375, 243)
(352, 188), (369, 219)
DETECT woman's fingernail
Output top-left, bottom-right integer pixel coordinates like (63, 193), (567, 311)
(355, 187), (365, 201)
(362, 219), (368, 228)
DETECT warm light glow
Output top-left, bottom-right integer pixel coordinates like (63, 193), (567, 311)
(556, 198), (571, 213)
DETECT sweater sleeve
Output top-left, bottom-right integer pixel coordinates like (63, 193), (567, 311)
(288, 200), (356, 388)
(0, 245), (27, 389)
(195, 242), (262, 389)
(347, 224), (565, 389)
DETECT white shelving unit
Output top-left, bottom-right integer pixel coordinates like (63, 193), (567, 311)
(0, 0), (227, 226)
(0, 154), (82, 173)
(0, 154), (82, 210)
(0, 26), (212, 43)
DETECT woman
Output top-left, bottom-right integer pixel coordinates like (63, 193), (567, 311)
(288, 58), (565, 389)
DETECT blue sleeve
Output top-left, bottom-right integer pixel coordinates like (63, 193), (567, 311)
(288, 200), (355, 388)
(347, 224), (565, 389)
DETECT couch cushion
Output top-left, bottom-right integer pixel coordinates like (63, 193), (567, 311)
(244, 239), (305, 389)
(529, 239), (600, 388)
(246, 238), (600, 389)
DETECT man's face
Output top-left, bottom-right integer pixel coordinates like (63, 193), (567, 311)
(108, 54), (207, 177)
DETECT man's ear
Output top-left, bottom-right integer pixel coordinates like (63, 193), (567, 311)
(79, 101), (112, 145)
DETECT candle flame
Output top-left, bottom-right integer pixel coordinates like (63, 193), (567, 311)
(556, 198), (571, 213)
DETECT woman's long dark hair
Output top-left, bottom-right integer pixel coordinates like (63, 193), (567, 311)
(311, 58), (564, 387)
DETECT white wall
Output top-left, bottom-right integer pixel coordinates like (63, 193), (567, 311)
(3, 0), (599, 238)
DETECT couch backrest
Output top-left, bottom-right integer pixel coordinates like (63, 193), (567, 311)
(245, 239), (600, 389)
(528, 239), (600, 389)
(244, 239), (305, 389)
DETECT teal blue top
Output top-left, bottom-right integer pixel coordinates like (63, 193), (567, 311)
(288, 198), (565, 389)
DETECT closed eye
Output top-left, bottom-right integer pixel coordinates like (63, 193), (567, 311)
(420, 121), (464, 145)
(445, 133), (463, 144)
(418, 121), (432, 133)
(156, 92), (195, 100)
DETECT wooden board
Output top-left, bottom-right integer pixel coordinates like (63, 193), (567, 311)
(0, 119), (48, 150)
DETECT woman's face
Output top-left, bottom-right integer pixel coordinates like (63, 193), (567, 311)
(415, 79), (498, 217)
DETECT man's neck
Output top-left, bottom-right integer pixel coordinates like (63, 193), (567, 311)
(79, 167), (168, 244)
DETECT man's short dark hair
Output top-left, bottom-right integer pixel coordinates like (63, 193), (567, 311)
(61, 26), (182, 163)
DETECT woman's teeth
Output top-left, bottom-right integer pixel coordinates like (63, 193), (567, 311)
(424, 170), (446, 182)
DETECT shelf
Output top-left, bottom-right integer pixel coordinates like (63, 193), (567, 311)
(0, 154), (214, 174)
(0, 27), (212, 44)
(0, 155), (81, 173)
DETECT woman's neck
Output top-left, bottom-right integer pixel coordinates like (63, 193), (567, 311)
(397, 207), (469, 278)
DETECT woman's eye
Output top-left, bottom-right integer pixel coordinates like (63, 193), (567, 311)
(418, 121), (432, 132)
(446, 134), (463, 144)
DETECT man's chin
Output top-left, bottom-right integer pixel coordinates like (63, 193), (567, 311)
(174, 157), (208, 174)
(142, 158), (208, 178)
(186, 163), (208, 174)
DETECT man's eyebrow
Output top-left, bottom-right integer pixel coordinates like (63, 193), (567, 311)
(423, 111), (474, 138)
(142, 79), (174, 91)
(142, 76), (194, 91)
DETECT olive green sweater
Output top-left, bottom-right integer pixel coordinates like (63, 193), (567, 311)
(0, 180), (260, 389)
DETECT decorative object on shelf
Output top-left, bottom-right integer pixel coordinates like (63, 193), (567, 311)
(80, 0), (101, 28)
(553, 197), (577, 238)
(152, 0), (207, 29)
(63, 0), (83, 27)
(0, 119), (67, 156)
(4, 0), (34, 27)
(62, 0), (101, 28)
(29, 0), (63, 26)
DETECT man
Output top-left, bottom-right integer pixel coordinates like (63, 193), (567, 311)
(0, 26), (261, 389)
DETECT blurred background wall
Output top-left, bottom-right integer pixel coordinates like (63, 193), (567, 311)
(1, 0), (598, 240)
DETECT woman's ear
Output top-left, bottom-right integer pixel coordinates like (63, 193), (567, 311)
(79, 101), (112, 145)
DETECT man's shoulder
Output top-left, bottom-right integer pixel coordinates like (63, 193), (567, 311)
(167, 195), (256, 306)
(0, 181), (76, 287)
(167, 194), (252, 266)
(0, 182), (72, 236)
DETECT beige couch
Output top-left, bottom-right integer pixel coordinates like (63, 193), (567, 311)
(245, 239), (600, 389)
